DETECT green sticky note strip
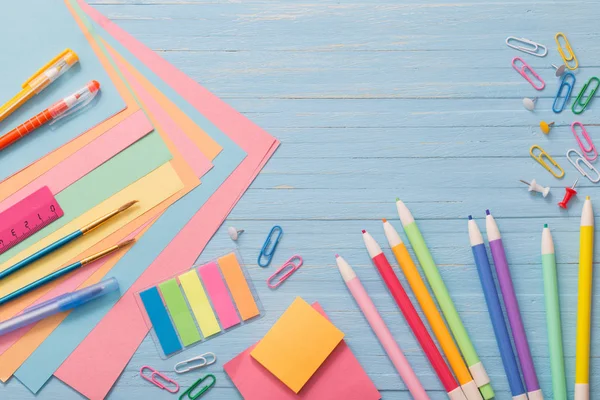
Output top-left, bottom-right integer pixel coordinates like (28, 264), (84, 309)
(159, 278), (202, 346)
(0, 132), (172, 264)
(178, 270), (221, 338)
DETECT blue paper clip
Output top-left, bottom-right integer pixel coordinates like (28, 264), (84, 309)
(552, 72), (576, 113)
(258, 225), (283, 267)
(179, 374), (216, 400)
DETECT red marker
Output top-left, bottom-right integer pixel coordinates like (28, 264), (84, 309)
(0, 80), (100, 151)
(361, 229), (466, 400)
(558, 179), (578, 209)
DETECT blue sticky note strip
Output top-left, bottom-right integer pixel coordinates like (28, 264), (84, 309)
(0, 0), (125, 182)
(139, 287), (182, 356)
(14, 5), (248, 393)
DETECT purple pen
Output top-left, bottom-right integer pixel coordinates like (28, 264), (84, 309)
(485, 210), (543, 400)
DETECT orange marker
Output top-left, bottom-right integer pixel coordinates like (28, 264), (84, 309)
(0, 80), (100, 151)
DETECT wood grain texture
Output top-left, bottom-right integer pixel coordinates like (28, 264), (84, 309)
(2, 0), (600, 398)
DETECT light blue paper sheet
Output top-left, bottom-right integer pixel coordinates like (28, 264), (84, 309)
(0, 0), (125, 182)
(14, 3), (247, 393)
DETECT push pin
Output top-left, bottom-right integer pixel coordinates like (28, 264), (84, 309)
(520, 179), (550, 197)
(552, 64), (567, 77)
(523, 97), (537, 111)
(227, 227), (245, 241)
(558, 179), (578, 209)
(540, 121), (554, 134)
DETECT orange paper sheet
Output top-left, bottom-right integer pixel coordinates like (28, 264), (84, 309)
(250, 297), (345, 393)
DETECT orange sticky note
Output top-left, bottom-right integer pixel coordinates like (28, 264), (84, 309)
(218, 253), (259, 321)
(250, 297), (344, 393)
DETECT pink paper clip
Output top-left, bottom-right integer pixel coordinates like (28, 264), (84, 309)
(512, 57), (545, 90)
(267, 255), (303, 289)
(572, 121), (598, 162)
(140, 366), (180, 393)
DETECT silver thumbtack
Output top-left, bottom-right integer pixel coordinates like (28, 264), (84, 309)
(228, 227), (245, 241)
(523, 97), (537, 111)
(552, 64), (566, 77)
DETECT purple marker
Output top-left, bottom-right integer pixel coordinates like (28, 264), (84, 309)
(485, 210), (543, 400)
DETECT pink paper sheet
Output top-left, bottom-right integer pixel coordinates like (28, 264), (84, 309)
(54, 2), (279, 398)
(197, 262), (241, 329)
(0, 110), (152, 213)
(224, 303), (381, 400)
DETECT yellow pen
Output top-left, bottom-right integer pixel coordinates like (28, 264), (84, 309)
(0, 49), (79, 123)
(575, 196), (593, 400)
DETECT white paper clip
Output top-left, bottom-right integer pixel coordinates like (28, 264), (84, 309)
(506, 36), (548, 57)
(174, 352), (216, 374)
(267, 255), (303, 289)
(567, 149), (600, 183)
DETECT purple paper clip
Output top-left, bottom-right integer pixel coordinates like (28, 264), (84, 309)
(267, 255), (303, 289)
(140, 366), (180, 393)
(572, 121), (597, 162)
(512, 57), (545, 90)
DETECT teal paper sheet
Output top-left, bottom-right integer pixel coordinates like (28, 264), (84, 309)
(14, 3), (247, 393)
(0, 0), (125, 182)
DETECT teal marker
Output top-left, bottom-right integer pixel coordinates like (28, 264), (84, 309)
(541, 224), (567, 400)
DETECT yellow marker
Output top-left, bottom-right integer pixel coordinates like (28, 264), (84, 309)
(0, 49), (78, 123)
(575, 196), (594, 400)
(383, 219), (483, 400)
(540, 121), (554, 135)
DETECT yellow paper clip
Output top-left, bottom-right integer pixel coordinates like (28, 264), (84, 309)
(555, 32), (578, 70)
(530, 145), (564, 179)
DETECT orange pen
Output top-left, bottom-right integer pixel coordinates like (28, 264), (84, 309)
(0, 80), (100, 151)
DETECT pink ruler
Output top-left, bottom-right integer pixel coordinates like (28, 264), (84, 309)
(0, 186), (63, 255)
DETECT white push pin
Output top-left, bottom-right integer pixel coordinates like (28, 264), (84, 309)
(522, 97), (537, 111)
(552, 64), (567, 77)
(228, 226), (245, 241)
(520, 179), (550, 197)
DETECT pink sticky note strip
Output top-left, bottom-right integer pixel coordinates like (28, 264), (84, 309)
(54, 3), (279, 398)
(0, 110), (152, 214)
(224, 302), (381, 400)
(197, 262), (240, 329)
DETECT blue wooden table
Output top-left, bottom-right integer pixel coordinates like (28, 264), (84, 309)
(3, 0), (600, 398)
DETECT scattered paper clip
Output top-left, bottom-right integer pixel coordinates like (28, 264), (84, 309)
(174, 352), (217, 374)
(572, 122), (597, 162)
(512, 57), (545, 90)
(258, 225), (283, 267)
(567, 149), (600, 183)
(506, 36), (547, 57)
(555, 32), (578, 70)
(179, 374), (216, 400)
(552, 72), (576, 113)
(267, 255), (303, 289)
(140, 366), (180, 393)
(572, 77), (600, 115)
(530, 145), (564, 179)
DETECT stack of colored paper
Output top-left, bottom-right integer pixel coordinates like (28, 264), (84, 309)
(0, 0), (278, 397)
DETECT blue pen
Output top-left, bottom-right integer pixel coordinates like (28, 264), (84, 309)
(0, 239), (134, 306)
(0, 278), (119, 336)
(0, 200), (137, 281)
(468, 216), (527, 400)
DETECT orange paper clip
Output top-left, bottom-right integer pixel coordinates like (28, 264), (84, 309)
(267, 255), (303, 289)
(140, 366), (179, 393)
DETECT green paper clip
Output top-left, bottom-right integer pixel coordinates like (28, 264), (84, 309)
(572, 77), (600, 114)
(179, 374), (216, 399)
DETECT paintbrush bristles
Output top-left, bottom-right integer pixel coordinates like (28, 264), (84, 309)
(80, 200), (138, 235)
(118, 200), (138, 213)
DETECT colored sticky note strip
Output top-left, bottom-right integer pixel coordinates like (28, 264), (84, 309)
(158, 279), (201, 346)
(224, 302), (380, 400)
(139, 287), (182, 356)
(198, 262), (241, 330)
(218, 253), (259, 321)
(251, 297), (345, 393)
(178, 270), (221, 338)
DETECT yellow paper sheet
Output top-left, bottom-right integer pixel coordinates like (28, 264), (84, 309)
(0, 163), (183, 298)
(250, 297), (345, 393)
(178, 270), (221, 338)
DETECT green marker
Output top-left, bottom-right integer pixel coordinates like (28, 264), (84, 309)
(541, 224), (567, 400)
(395, 199), (494, 399)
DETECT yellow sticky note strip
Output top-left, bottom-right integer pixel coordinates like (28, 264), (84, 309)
(250, 297), (344, 393)
(0, 163), (183, 298)
(178, 270), (221, 338)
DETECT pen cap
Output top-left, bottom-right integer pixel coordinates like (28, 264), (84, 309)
(49, 80), (101, 122)
(58, 278), (119, 311)
(26, 49), (79, 93)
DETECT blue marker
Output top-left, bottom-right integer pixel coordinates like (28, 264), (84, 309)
(468, 216), (527, 400)
(0, 278), (119, 337)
